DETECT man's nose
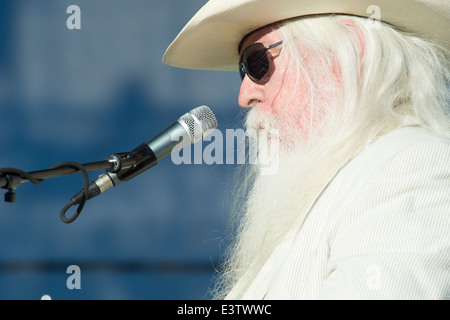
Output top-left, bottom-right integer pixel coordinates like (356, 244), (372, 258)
(238, 76), (264, 109)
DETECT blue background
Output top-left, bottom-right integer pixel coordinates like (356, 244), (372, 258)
(0, 0), (243, 300)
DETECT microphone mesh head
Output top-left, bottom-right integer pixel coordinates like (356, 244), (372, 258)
(179, 106), (218, 142)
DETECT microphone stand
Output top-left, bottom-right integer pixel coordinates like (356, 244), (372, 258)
(0, 147), (153, 224)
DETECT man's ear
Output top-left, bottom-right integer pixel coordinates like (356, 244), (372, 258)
(341, 18), (366, 58)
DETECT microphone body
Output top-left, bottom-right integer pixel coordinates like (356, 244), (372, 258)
(70, 106), (217, 205)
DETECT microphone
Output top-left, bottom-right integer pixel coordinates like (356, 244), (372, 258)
(69, 106), (218, 206)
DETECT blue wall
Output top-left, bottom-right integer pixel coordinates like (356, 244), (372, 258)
(0, 0), (242, 300)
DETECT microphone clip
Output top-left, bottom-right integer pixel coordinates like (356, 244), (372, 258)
(105, 153), (125, 173)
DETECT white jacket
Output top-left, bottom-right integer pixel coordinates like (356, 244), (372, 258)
(237, 127), (450, 300)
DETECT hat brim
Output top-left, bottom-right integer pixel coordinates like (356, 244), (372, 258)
(163, 0), (450, 71)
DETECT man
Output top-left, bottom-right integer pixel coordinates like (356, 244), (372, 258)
(164, 0), (450, 299)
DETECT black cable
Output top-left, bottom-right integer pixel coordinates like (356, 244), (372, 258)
(49, 161), (90, 224)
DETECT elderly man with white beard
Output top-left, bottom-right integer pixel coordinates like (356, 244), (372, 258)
(163, 0), (450, 300)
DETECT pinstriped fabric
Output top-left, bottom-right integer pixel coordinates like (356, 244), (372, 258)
(240, 127), (450, 300)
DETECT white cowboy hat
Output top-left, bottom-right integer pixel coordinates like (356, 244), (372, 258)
(163, 0), (449, 71)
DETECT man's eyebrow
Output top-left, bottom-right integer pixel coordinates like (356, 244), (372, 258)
(238, 23), (282, 54)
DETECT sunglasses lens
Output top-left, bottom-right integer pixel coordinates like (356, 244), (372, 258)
(247, 50), (269, 82)
(240, 43), (270, 82)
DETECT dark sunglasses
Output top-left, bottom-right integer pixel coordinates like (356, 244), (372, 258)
(239, 41), (283, 83)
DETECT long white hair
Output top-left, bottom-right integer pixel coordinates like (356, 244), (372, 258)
(212, 14), (450, 299)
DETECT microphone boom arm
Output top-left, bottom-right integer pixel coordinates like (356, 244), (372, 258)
(0, 105), (218, 224)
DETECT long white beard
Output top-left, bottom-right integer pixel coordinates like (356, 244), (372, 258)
(214, 106), (370, 299)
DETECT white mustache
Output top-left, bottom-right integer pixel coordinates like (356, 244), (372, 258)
(246, 108), (283, 132)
